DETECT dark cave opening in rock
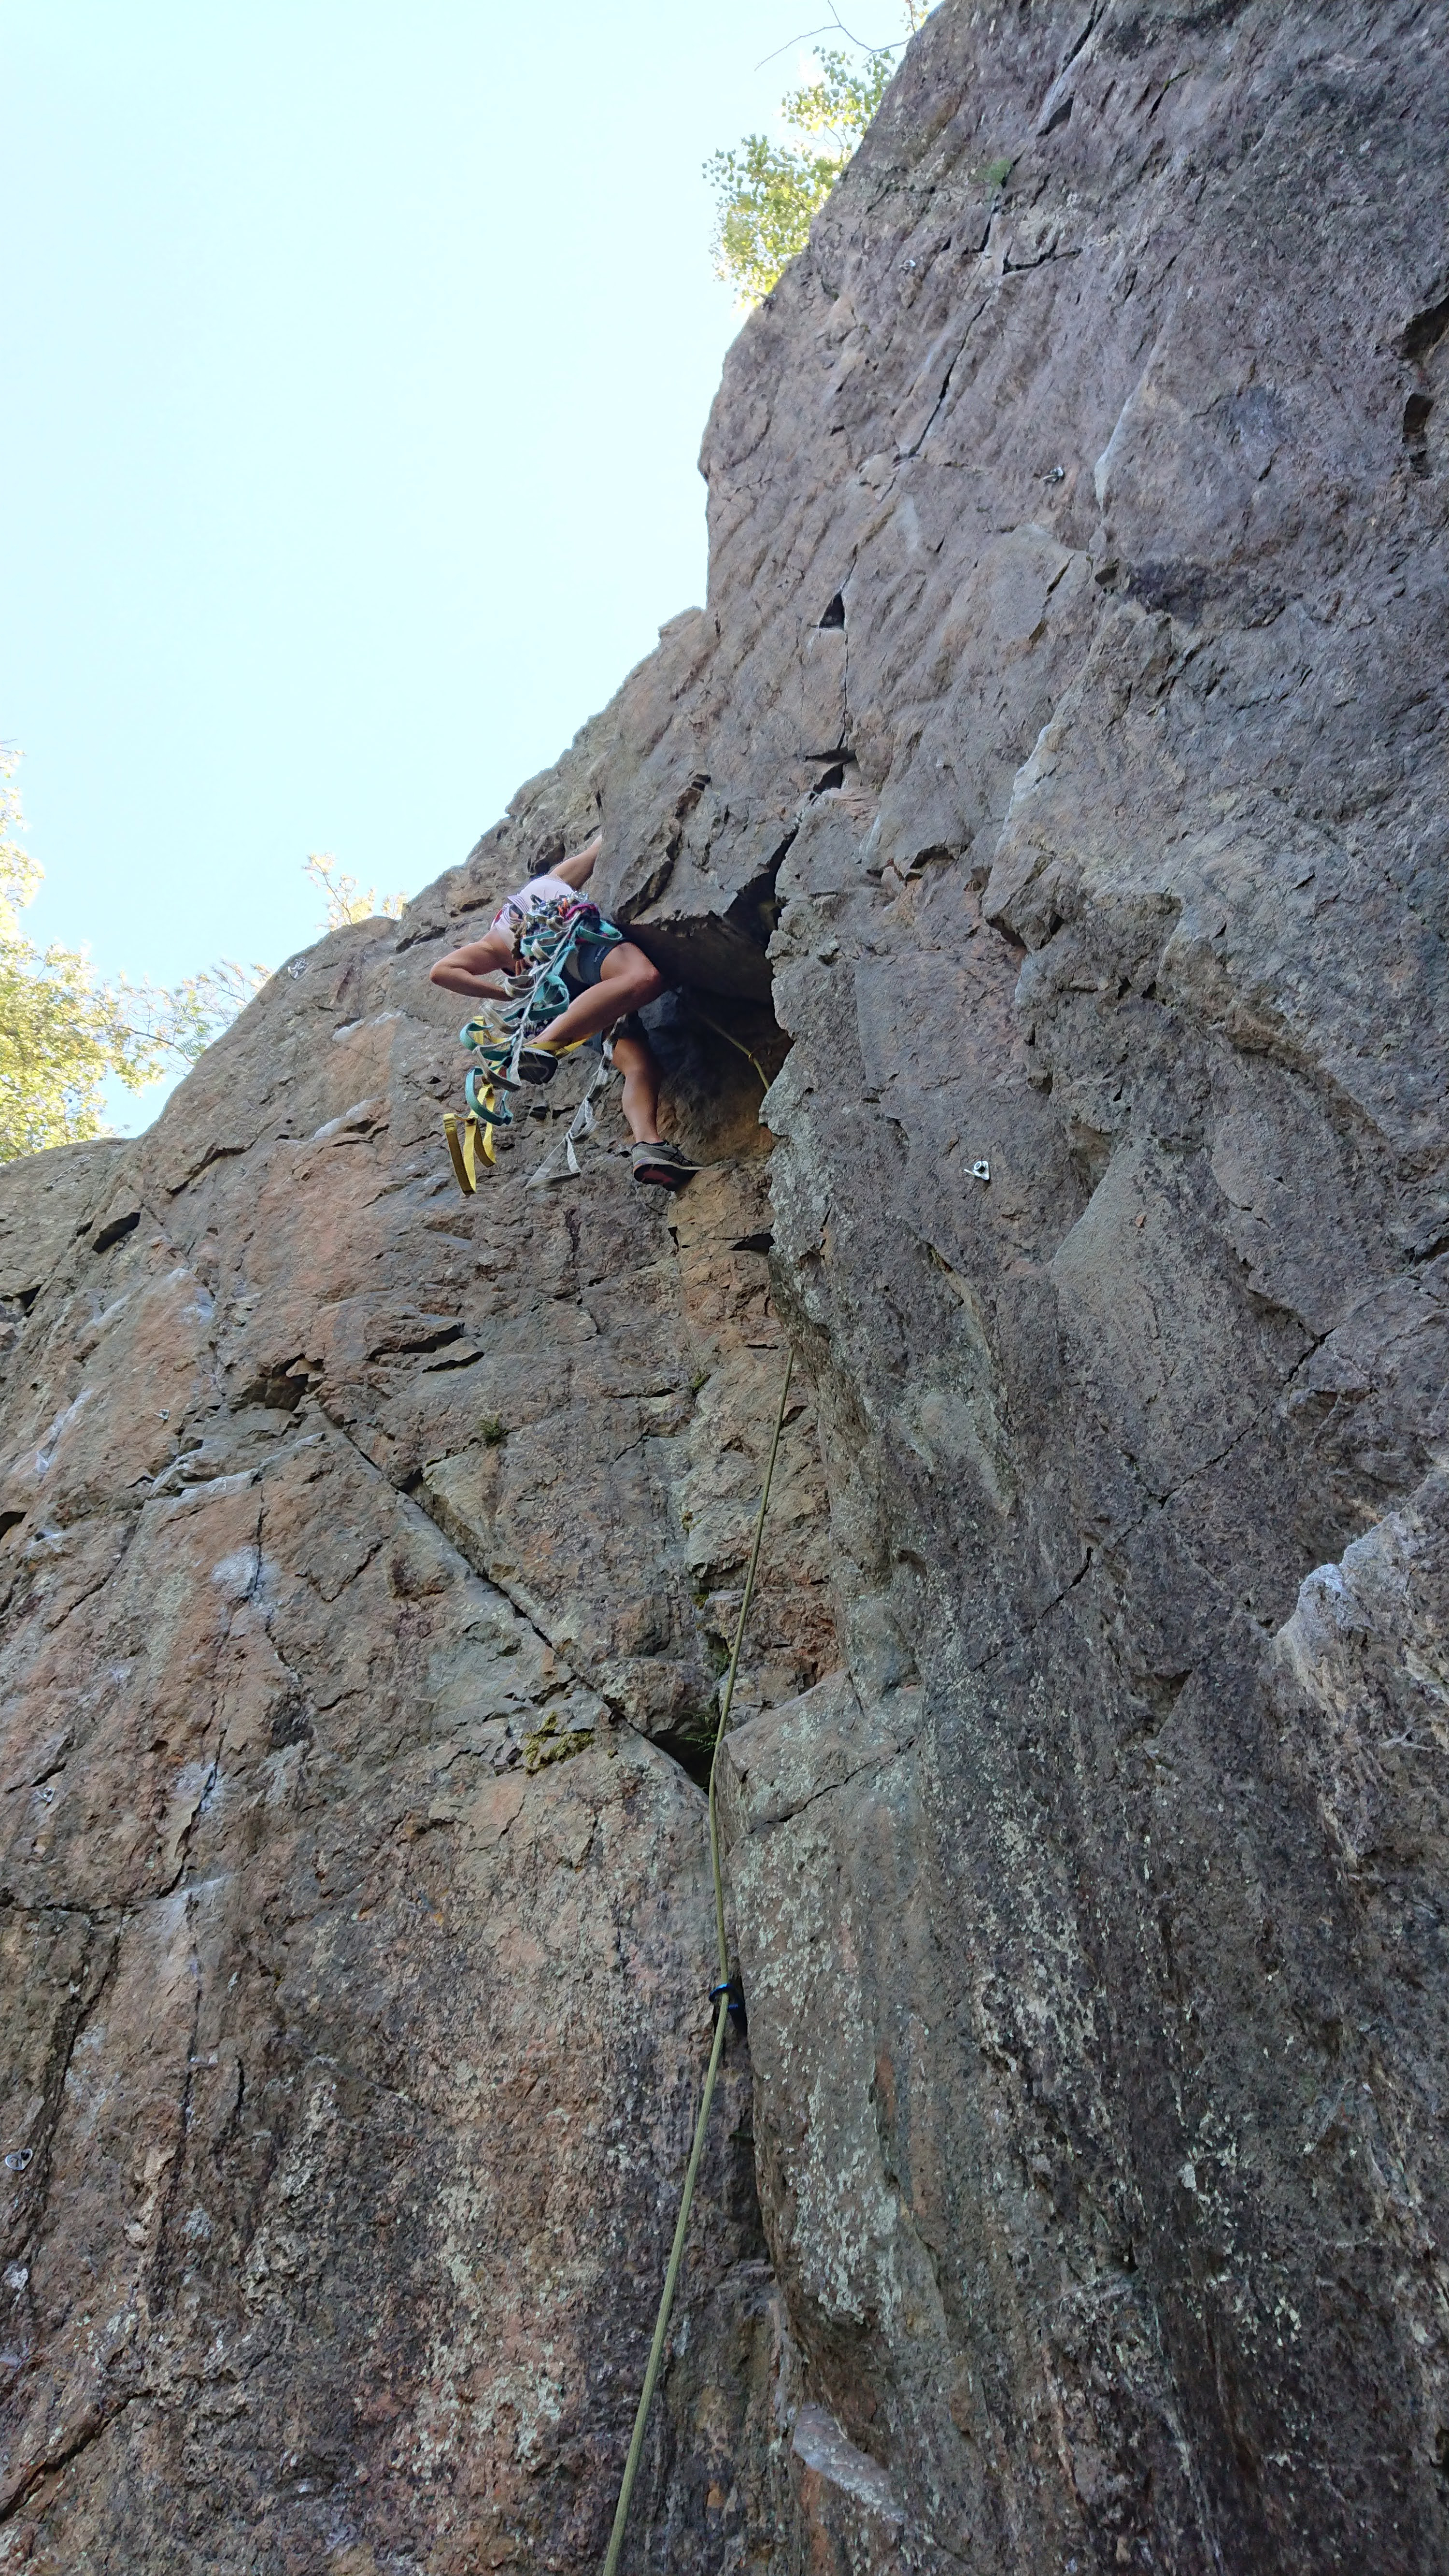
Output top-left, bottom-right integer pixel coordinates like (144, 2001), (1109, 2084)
(639, 983), (792, 1166)
(649, 1722), (718, 1793)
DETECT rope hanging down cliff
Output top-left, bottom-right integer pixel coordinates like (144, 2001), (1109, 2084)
(600, 1348), (795, 2576)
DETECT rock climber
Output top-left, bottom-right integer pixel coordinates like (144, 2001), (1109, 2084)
(429, 834), (700, 1190)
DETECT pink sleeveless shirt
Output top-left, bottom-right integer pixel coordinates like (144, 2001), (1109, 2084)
(489, 871), (578, 941)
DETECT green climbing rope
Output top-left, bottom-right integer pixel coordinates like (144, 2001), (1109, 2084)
(708, 1348), (793, 1987)
(689, 1002), (773, 1096)
(600, 1347), (795, 2576)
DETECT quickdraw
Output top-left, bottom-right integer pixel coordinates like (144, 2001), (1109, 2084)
(443, 896), (623, 1195)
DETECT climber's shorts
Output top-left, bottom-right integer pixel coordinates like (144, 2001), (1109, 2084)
(564, 926), (646, 1054)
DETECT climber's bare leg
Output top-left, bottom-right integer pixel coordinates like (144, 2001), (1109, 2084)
(613, 1032), (698, 1188)
(613, 1031), (663, 1145)
(533, 943), (665, 1049)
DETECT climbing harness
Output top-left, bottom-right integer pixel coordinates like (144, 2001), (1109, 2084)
(443, 895), (623, 1195)
(600, 1349), (795, 2576)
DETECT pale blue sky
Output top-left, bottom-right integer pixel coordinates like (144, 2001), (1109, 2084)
(2, 1), (895, 1125)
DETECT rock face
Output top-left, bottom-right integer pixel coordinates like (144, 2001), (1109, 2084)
(2, 2), (1448, 2568)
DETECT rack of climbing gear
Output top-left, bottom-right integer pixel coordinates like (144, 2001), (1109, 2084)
(442, 893), (624, 1195)
(526, 1044), (618, 1193)
(600, 1349), (795, 2576)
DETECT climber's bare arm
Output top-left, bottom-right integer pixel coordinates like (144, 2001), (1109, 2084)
(429, 928), (515, 1002)
(429, 840), (598, 997)
(554, 834), (601, 891)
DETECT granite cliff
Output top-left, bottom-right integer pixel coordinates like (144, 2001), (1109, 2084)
(2, 2), (1448, 2568)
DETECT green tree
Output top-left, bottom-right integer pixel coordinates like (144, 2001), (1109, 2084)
(707, 7), (930, 306)
(131, 958), (273, 1066)
(305, 851), (409, 928)
(0, 756), (412, 1165)
(0, 748), (269, 1163)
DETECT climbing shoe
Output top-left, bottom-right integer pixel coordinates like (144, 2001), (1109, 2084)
(631, 1139), (701, 1191)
